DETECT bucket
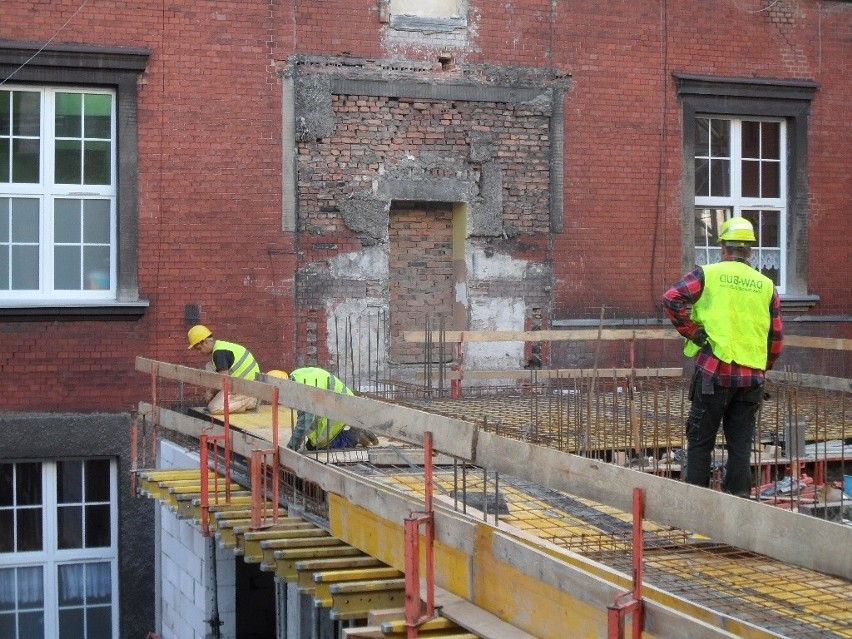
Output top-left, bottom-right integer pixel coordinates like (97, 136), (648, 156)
(844, 475), (852, 497)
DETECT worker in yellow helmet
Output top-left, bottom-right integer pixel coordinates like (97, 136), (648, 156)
(282, 367), (379, 451)
(187, 324), (262, 414)
(662, 216), (783, 497)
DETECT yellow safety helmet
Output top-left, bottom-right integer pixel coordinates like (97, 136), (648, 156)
(187, 324), (212, 349)
(718, 217), (756, 245)
(266, 369), (289, 380)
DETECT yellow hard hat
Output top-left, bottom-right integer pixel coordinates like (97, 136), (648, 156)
(718, 217), (756, 244)
(187, 324), (212, 349)
(266, 369), (289, 380)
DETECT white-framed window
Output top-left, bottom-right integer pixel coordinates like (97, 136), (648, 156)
(0, 86), (116, 300)
(693, 116), (786, 290)
(0, 459), (118, 639)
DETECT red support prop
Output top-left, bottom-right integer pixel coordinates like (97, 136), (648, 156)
(607, 487), (645, 639)
(404, 431), (436, 639)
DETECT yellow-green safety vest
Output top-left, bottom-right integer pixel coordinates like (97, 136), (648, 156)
(683, 261), (774, 369)
(290, 367), (354, 447)
(213, 340), (260, 380)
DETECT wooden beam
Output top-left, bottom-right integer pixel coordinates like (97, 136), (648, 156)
(766, 370), (852, 393)
(784, 335), (852, 351)
(415, 367), (683, 381)
(403, 328), (681, 343)
(138, 357), (477, 460)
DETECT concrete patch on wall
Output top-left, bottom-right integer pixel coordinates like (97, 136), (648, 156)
(294, 73), (334, 141)
(467, 246), (528, 280)
(465, 297), (526, 369)
(338, 195), (390, 243)
(328, 244), (389, 280)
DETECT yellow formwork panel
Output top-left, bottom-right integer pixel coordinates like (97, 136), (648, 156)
(471, 524), (638, 639)
(328, 494), (473, 601)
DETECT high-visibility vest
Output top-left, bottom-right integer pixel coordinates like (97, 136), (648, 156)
(290, 367), (354, 447)
(212, 340), (260, 380)
(683, 261), (774, 369)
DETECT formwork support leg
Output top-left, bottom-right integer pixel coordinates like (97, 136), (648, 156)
(607, 487), (645, 639)
(404, 431), (436, 638)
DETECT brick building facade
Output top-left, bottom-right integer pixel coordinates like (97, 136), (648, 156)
(1, 1), (850, 636)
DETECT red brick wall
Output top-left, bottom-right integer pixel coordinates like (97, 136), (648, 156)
(388, 203), (455, 363)
(1, 0), (849, 410)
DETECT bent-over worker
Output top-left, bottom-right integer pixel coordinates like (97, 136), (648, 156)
(662, 217), (783, 497)
(187, 324), (261, 414)
(282, 367), (379, 451)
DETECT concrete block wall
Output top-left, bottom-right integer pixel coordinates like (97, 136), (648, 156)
(157, 441), (237, 639)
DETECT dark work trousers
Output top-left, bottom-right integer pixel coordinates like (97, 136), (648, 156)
(684, 370), (764, 497)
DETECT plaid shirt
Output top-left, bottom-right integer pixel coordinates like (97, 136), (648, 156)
(663, 259), (783, 388)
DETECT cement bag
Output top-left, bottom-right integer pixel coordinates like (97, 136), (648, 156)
(207, 390), (258, 415)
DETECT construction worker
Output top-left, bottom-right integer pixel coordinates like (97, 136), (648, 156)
(281, 367), (379, 451)
(662, 217), (783, 497)
(187, 324), (261, 414)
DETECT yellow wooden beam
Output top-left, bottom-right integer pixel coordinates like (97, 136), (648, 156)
(328, 578), (407, 621)
(243, 526), (328, 563)
(273, 545), (364, 580)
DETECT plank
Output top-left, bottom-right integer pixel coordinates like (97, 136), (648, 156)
(403, 328), (681, 343)
(415, 367), (683, 381)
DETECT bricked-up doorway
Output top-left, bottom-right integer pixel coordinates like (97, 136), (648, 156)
(388, 201), (462, 364)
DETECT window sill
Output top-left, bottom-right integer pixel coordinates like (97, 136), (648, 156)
(0, 300), (149, 321)
(779, 294), (819, 315)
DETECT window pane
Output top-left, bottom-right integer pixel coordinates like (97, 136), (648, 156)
(55, 140), (81, 184)
(16, 464), (41, 506)
(694, 118), (709, 156)
(709, 119), (729, 156)
(58, 505), (83, 549)
(0, 90), (9, 136)
(13, 92), (41, 137)
(85, 505), (110, 547)
(0, 464), (12, 506)
(83, 94), (111, 139)
(0, 511), (12, 552)
(694, 158), (709, 197)
(19, 611), (45, 639)
(85, 564), (111, 604)
(0, 139), (9, 182)
(83, 247), (110, 290)
(54, 201), (81, 244)
(11, 199), (39, 243)
(757, 248), (781, 284)
(86, 607), (111, 638)
(58, 609), (83, 639)
(0, 246), (6, 289)
(762, 161), (780, 198)
(83, 141), (110, 185)
(11, 246), (39, 290)
(16, 508), (43, 552)
(741, 160), (759, 197)
(741, 121), (760, 158)
(58, 564), (84, 606)
(762, 122), (780, 160)
(12, 139), (39, 183)
(82, 201), (110, 243)
(709, 158), (729, 196)
(0, 614), (13, 636)
(55, 93), (82, 138)
(84, 460), (110, 502)
(54, 246), (81, 290)
(57, 461), (83, 504)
